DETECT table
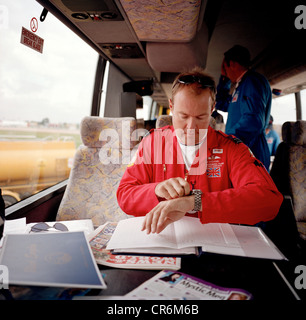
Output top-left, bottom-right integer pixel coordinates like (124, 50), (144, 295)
(93, 253), (302, 301)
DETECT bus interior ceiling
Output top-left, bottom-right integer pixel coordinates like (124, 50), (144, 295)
(36, 0), (306, 112)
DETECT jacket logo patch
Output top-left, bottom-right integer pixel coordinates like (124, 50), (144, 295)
(232, 92), (239, 102)
(212, 149), (223, 154)
(207, 167), (221, 178)
(207, 154), (224, 178)
(208, 155), (221, 160)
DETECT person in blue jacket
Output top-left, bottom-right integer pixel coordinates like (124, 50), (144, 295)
(266, 115), (280, 156)
(215, 45), (272, 170)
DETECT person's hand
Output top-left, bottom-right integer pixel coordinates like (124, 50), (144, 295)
(155, 177), (190, 200)
(141, 195), (195, 234)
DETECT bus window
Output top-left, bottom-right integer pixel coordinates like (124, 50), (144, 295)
(0, 1), (98, 207)
(271, 89), (306, 139)
(137, 96), (153, 121)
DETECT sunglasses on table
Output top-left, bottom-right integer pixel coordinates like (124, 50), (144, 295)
(177, 75), (215, 90)
(30, 222), (68, 233)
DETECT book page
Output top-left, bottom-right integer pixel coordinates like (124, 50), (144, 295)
(201, 224), (245, 256)
(230, 225), (285, 260)
(106, 217), (180, 250)
(175, 217), (285, 260)
(171, 217), (207, 248)
(200, 224), (285, 259)
(173, 217), (241, 249)
(89, 222), (182, 269)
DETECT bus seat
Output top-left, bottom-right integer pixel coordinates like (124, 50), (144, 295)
(56, 116), (138, 226)
(156, 115), (173, 128)
(270, 120), (306, 242)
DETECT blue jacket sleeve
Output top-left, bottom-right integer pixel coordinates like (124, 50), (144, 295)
(271, 130), (281, 156)
(234, 74), (271, 146)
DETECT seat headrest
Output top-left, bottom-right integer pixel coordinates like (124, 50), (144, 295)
(156, 115), (173, 128)
(282, 121), (294, 143)
(282, 120), (306, 146)
(80, 116), (138, 149)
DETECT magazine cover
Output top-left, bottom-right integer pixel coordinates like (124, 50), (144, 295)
(0, 231), (106, 289)
(89, 222), (181, 270)
(126, 270), (253, 300)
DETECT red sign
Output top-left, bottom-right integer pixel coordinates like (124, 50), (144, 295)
(30, 17), (38, 32)
(20, 27), (44, 54)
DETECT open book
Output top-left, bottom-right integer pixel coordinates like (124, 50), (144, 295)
(106, 216), (286, 260)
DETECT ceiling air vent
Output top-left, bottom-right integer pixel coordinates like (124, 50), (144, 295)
(61, 0), (123, 21)
(99, 44), (144, 59)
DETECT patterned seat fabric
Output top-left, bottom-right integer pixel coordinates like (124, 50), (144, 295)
(57, 116), (138, 226)
(271, 121), (306, 240)
(156, 115), (173, 128)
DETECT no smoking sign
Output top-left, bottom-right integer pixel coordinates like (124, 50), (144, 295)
(30, 17), (38, 32)
(20, 17), (44, 53)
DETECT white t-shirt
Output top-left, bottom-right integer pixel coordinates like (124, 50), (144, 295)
(177, 132), (207, 170)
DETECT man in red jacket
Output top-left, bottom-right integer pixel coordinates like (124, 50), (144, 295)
(117, 68), (283, 234)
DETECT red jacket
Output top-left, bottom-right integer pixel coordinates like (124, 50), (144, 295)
(117, 126), (283, 225)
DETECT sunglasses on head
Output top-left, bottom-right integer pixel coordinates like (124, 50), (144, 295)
(177, 75), (215, 89)
(31, 222), (68, 233)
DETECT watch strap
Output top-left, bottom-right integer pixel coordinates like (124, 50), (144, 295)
(190, 189), (202, 212)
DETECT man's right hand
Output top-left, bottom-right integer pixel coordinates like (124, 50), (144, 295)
(155, 177), (190, 200)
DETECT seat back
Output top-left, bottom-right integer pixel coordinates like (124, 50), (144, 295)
(57, 116), (137, 226)
(270, 120), (306, 241)
(156, 115), (173, 128)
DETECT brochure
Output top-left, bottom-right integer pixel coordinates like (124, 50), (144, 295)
(0, 231), (106, 289)
(89, 222), (181, 270)
(126, 270), (253, 300)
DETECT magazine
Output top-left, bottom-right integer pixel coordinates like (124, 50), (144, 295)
(0, 231), (106, 289)
(106, 216), (286, 260)
(89, 222), (181, 270)
(126, 270), (253, 300)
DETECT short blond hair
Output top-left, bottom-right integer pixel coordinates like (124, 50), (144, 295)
(171, 67), (216, 104)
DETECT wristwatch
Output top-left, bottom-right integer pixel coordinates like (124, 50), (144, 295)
(188, 189), (202, 213)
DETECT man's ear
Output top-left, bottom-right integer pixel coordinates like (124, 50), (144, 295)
(211, 103), (216, 114)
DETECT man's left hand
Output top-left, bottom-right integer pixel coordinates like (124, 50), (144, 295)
(141, 195), (195, 234)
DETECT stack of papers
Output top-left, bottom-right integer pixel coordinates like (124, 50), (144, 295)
(0, 218), (94, 247)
